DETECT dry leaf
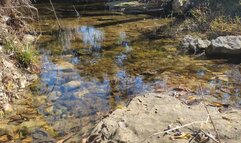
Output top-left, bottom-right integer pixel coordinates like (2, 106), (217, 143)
(208, 102), (223, 107)
(175, 133), (191, 140)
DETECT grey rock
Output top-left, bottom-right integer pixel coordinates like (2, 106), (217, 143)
(18, 76), (27, 89)
(172, 0), (191, 14)
(0, 46), (3, 53)
(22, 34), (36, 45)
(87, 93), (241, 143)
(64, 80), (82, 88)
(48, 91), (61, 102)
(26, 74), (38, 82)
(32, 129), (55, 143)
(206, 36), (241, 56)
(2, 58), (15, 69)
(181, 35), (210, 53)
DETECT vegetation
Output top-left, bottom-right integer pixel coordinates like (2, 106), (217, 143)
(0, 0), (38, 68)
(186, 0), (241, 36)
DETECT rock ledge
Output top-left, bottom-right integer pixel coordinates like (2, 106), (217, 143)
(86, 93), (241, 143)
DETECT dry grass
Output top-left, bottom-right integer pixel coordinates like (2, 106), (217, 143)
(210, 16), (241, 36)
(176, 0), (241, 38)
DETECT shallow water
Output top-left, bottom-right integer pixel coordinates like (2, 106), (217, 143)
(31, 3), (241, 141)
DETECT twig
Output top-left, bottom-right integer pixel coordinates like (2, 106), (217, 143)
(189, 129), (201, 143)
(57, 133), (76, 143)
(72, 5), (80, 17)
(148, 120), (207, 138)
(199, 85), (222, 143)
(49, 0), (61, 29)
(200, 129), (219, 143)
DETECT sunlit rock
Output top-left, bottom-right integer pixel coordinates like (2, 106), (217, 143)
(172, 0), (191, 14)
(87, 92), (241, 143)
(206, 36), (241, 56)
(64, 80), (82, 88)
(3, 103), (13, 113)
(181, 35), (210, 54)
(22, 34), (35, 45)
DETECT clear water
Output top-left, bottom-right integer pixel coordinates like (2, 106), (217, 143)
(31, 3), (241, 141)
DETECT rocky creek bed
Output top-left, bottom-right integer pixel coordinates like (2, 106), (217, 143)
(0, 1), (241, 142)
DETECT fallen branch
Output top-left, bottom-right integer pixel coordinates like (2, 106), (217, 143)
(200, 129), (219, 143)
(200, 85), (222, 143)
(146, 119), (209, 140)
(49, 0), (61, 29)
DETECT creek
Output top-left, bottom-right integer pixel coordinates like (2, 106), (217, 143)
(30, 2), (241, 141)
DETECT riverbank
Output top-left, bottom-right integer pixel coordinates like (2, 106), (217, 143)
(0, 0), (38, 113)
(0, 2), (58, 142)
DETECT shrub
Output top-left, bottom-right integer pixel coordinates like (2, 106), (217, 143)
(186, 0), (241, 36)
(210, 16), (241, 36)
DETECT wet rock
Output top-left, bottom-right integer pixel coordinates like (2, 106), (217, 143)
(64, 80), (82, 88)
(32, 129), (48, 140)
(48, 95), (59, 102)
(56, 61), (75, 71)
(181, 35), (210, 53)
(73, 89), (89, 98)
(32, 129), (55, 143)
(87, 93), (241, 143)
(32, 96), (47, 107)
(48, 91), (61, 102)
(20, 120), (46, 129)
(206, 36), (241, 56)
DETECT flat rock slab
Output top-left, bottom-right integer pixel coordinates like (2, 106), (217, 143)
(87, 93), (241, 143)
(206, 36), (241, 56)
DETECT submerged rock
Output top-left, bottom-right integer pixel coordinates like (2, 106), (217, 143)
(64, 80), (82, 89)
(56, 61), (75, 72)
(206, 36), (241, 56)
(73, 89), (89, 98)
(48, 91), (61, 102)
(87, 93), (241, 143)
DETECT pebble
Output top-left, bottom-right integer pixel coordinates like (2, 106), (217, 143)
(3, 103), (13, 113)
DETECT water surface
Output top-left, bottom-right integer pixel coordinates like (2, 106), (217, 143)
(32, 3), (241, 141)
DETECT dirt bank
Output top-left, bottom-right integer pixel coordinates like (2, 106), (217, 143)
(0, 0), (38, 112)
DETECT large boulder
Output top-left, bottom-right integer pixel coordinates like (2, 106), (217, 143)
(86, 93), (241, 143)
(206, 36), (241, 56)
